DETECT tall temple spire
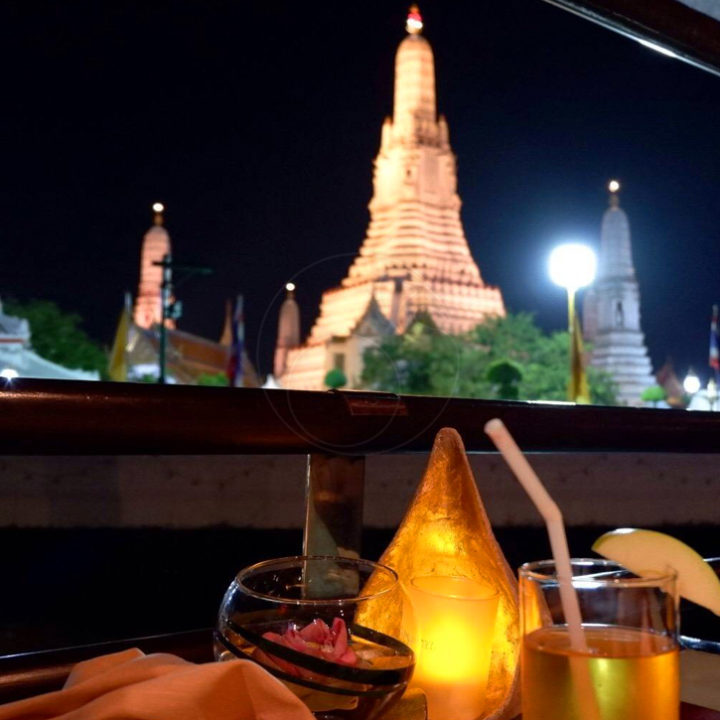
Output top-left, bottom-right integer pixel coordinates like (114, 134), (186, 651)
(583, 180), (654, 405)
(277, 8), (504, 390)
(133, 202), (174, 330)
(393, 5), (436, 141)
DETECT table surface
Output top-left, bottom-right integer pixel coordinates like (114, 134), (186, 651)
(0, 632), (718, 715)
(682, 650), (720, 711)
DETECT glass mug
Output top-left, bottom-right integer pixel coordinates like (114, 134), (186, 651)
(519, 559), (679, 720)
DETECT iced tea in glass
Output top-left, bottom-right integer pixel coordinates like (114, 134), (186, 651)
(520, 559), (679, 720)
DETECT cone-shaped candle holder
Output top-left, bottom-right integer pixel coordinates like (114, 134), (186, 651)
(358, 428), (520, 720)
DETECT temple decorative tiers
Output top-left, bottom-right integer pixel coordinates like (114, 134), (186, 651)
(279, 6), (505, 390)
(583, 182), (654, 406)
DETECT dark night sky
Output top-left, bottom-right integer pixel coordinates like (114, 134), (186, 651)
(1, 1), (719, 381)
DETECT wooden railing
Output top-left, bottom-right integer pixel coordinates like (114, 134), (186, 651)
(1, 379), (720, 455)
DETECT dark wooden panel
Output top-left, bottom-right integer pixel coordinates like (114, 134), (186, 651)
(542, 0), (720, 77)
(1, 379), (720, 454)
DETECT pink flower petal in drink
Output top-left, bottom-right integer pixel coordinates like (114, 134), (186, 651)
(259, 617), (358, 677)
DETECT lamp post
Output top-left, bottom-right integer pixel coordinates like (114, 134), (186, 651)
(153, 253), (212, 384)
(549, 243), (597, 403)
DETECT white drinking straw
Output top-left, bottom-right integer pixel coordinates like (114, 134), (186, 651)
(484, 418), (587, 652)
(485, 418), (601, 720)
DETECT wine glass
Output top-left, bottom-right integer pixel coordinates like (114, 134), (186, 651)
(215, 555), (414, 720)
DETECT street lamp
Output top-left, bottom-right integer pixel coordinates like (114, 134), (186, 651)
(683, 369), (701, 395)
(549, 243), (597, 403)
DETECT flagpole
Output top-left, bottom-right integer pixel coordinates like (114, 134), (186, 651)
(712, 304), (719, 386)
(236, 294), (244, 388)
(227, 294), (245, 388)
(123, 291), (132, 381)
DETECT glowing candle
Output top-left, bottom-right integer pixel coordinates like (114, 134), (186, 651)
(406, 575), (499, 720)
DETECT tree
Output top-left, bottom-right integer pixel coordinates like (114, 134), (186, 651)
(361, 312), (618, 404)
(4, 299), (107, 377)
(641, 385), (667, 408)
(324, 367), (347, 389)
(197, 372), (230, 387)
(486, 359), (523, 400)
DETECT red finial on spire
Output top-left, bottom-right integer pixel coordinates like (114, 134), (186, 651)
(406, 4), (423, 34)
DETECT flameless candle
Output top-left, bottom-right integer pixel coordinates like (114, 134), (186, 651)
(406, 575), (499, 720)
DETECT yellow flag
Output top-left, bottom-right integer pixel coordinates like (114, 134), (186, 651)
(569, 310), (590, 403)
(108, 293), (132, 382)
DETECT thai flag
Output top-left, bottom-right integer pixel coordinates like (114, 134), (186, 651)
(227, 294), (244, 387)
(709, 304), (719, 375)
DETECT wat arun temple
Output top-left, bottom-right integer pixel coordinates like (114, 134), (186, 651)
(276, 6), (505, 390)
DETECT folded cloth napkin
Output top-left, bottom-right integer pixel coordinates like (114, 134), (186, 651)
(0, 648), (315, 720)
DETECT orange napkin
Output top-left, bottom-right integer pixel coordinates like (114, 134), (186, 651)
(0, 648), (315, 720)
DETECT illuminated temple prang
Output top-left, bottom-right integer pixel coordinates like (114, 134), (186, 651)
(583, 181), (654, 406)
(278, 6), (505, 389)
(274, 283), (301, 378)
(134, 202), (174, 330)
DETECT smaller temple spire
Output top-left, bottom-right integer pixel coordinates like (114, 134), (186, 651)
(274, 282), (301, 378)
(608, 179), (620, 208)
(134, 202), (172, 330)
(152, 202), (165, 226)
(406, 4), (423, 34)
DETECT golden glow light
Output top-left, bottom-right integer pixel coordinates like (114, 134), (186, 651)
(407, 576), (499, 720)
(608, 179), (620, 193)
(152, 202), (164, 213)
(357, 428), (520, 719)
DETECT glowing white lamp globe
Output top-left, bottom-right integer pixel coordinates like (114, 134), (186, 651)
(683, 370), (701, 395)
(0, 368), (19, 380)
(549, 243), (597, 292)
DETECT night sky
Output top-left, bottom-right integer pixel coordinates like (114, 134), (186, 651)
(2, 1), (719, 382)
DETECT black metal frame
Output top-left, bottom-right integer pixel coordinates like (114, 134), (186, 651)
(542, 0), (720, 77)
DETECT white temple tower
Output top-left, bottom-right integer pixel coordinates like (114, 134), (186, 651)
(134, 202), (174, 330)
(583, 181), (654, 406)
(279, 6), (505, 390)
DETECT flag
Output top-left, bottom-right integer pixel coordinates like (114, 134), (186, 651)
(709, 305), (719, 376)
(226, 294), (244, 388)
(569, 310), (590, 404)
(108, 292), (132, 382)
